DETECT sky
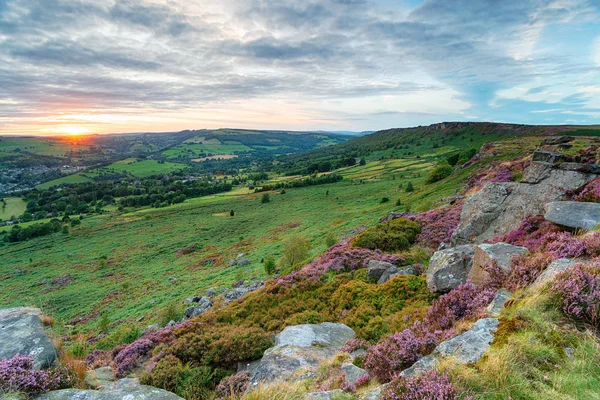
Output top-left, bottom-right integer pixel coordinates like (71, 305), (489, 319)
(0, 0), (599, 136)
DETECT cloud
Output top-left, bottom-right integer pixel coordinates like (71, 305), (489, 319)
(0, 0), (599, 134)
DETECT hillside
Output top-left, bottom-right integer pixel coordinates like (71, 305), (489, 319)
(0, 125), (599, 399)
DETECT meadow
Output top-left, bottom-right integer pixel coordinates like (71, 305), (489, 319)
(0, 197), (27, 220)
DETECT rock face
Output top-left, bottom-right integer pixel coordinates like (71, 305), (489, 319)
(183, 296), (213, 319)
(401, 318), (499, 378)
(426, 245), (474, 293)
(38, 378), (184, 400)
(544, 201), (600, 231)
(0, 307), (57, 369)
(367, 260), (393, 281)
(468, 243), (528, 285)
(250, 323), (355, 386)
(487, 289), (513, 317)
(530, 258), (578, 290)
(452, 160), (596, 244)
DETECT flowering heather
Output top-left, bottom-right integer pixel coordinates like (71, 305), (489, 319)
(354, 374), (370, 388)
(544, 232), (587, 259)
(505, 254), (552, 291)
(340, 338), (370, 353)
(364, 283), (495, 382)
(552, 261), (600, 330)
(278, 238), (404, 286)
(215, 371), (250, 400)
(403, 202), (463, 249)
(584, 233), (600, 257)
(0, 355), (74, 396)
(492, 215), (561, 252)
(570, 177), (600, 203)
(465, 159), (530, 191)
(380, 370), (459, 400)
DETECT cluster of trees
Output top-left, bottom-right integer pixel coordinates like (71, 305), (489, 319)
(4, 218), (65, 242)
(256, 174), (343, 192)
(119, 182), (232, 209)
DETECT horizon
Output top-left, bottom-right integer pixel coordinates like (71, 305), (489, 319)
(1, 1), (599, 136)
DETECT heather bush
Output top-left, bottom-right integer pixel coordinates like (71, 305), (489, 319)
(381, 370), (459, 400)
(0, 355), (75, 397)
(544, 232), (587, 259)
(401, 202), (463, 249)
(352, 218), (420, 252)
(583, 232), (600, 257)
(215, 371), (250, 400)
(364, 283), (495, 382)
(505, 254), (552, 291)
(552, 262), (600, 329)
(570, 177), (600, 202)
(140, 355), (221, 400)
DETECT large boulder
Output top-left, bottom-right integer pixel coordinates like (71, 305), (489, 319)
(367, 260), (394, 282)
(452, 162), (596, 244)
(401, 318), (499, 378)
(426, 245), (474, 293)
(544, 202), (600, 231)
(377, 265), (418, 284)
(468, 243), (528, 285)
(250, 323), (355, 386)
(341, 363), (368, 385)
(530, 258), (578, 291)
(0, 307), (57, 369)
(85, 366), (115, 389)
(38, 378), (183, 400)
(306, 390), (345, 399)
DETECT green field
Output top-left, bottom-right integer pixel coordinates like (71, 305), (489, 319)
(163, 143), (254, 158)
(0, 197), (27, 220)
(37, 159), (188, 189)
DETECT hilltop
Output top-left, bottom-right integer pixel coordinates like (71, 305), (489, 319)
(0, 123), (599, 399)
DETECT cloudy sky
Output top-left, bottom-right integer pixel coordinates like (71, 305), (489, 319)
(1, 0), (599, 135)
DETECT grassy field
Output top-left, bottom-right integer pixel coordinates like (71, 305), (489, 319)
(0, 137), (90, 157)
(0, 197), (27, 220)
(163, 143), (254, 158)
(0, 136), (545, 335)
(37, 159), (188, 188)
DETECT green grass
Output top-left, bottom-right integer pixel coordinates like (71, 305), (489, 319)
(0, 197), (27, 220)
(0, 137), (90, 157)
(163, 143), (253, 158)
(37, 173), (93, 189)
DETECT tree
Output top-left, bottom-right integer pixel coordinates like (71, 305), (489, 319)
(263, 256), (276, 275)
(359, 157), (366, 166)
(395, 199), (402, 206)
(261, 193), (270, 203)
(405, 182), (414, 192)
(280, 234), (311, 269)
(426, 163), (453, 183)
(230, 210), (235, 217)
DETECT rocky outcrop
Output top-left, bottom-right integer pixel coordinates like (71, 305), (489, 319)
(544, 201), (600, 231)
(530, 258), (578, 290)
(360, 387), (383, 400)
(468, 243), (528, 285)
(377, 265), (418, 284)
(250, 323), (355, 386)
(487, 289), (512, 317)
(84, 366), (115, 389)
(401, 318), (499, 378)
(367, 260), (394, 281)
(426, 245), (474, 293)
(341, 363), (368, 385)
(183, 296), (212, 319)
(452, 159), (596, 244)
(223, 281), (265, 303)
(0, 307), (57, 369)
(38, 378), (183, 399)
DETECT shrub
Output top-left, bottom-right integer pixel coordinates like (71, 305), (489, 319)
(552, 262), (600, 329)
(215, 371), (250, 400)
(263, 256), (276, 275)
(426, 163), (453, 184)
(261, 194), (270, 203)
(159, 303), (181, 327)
(380, 197), (390, 204)
(505, 254), (552, 291)
(381, 370), (458, 400)
(584, 232), (600, 257)
(405, 182), (414, 192)
(279, 234), (311, 269)
(0, 355), (75, 396)
(352, 218), (420, 252)
(403, 202), (463, 249)
(324, 232), (337, 248)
